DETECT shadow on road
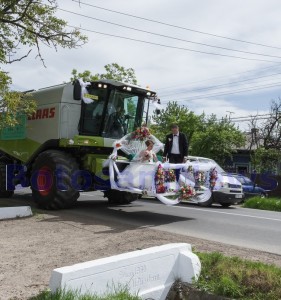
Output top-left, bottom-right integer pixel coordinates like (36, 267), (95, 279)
(0, 192), (196, 234)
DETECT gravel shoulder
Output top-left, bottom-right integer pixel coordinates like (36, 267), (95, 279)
(1, 198), (281, 300)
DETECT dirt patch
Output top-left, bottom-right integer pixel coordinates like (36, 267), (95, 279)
(1, 205), (280, 300)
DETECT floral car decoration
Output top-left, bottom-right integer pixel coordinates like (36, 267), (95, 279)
(178, 184), (196, 200)
(130, 126), (151, 141)
(104, 128), (224, 206)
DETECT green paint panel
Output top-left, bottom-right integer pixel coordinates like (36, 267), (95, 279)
(0, 138), (40, 163)
(59, 135), (104, 147)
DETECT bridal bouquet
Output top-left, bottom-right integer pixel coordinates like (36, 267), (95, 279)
(178, 184), (196, 200)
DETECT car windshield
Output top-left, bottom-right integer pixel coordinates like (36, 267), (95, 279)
(188, 157), (225, 173)
(243, 177), (254, 185)
(236, 176), (253, 185)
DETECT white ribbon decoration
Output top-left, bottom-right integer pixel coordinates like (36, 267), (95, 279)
(78, 78), (93, 104)
(103, 134), (221, 206)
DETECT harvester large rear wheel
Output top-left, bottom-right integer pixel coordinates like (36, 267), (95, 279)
(0, 160), (14, 198)
(105, 190), (139, 205)
(31, 150), (80, 210)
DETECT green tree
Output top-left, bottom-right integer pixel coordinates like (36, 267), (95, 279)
(151, 101), (204, 142)
(70, 63), (138, 85)
(191, 114), (245, 165)
(0, 0), (87, 65)
(0, 0), (87, 128)
(248, 98), (281, 174)
(251, 147), (281, 174)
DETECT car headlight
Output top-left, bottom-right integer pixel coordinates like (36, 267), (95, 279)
(221, 182), (229, 188)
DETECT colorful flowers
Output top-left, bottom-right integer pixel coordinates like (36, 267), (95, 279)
(209, 167), (218, 189)
(178, 184), (196, 200)
(130, 126), (151, 141)
(155, 164), (166, 193)
(194, 171), (206, 186)
(165, 169), (176, 182)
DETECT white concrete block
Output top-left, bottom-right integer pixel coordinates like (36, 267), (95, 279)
(50, 243), (201, 300)
(0, 206), (32, 220)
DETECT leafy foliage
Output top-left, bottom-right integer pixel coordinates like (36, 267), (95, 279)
(152, 101), (245, 164)
(151, 101), (204, 142)
(0, 70), (36, 129)
(71, 63), (138, 85)
(191, 114), (245, 165)
(251, 147), (281, 174)
(0, 0), (87, 64)
(0, 0), (87, 129)
(248, 98), (281, 174)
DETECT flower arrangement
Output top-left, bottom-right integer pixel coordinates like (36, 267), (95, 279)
(155, 164), (166, 193)
(165, 169), (176, 182)
(194, 171), (206, 186)
(178, 184), (196, 200)
(130, 126), (151, 141)
(187, 165), (193, 173)
(209, 167), (218, 189)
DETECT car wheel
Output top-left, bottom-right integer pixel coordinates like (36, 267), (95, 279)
(260, 192), (267, 198)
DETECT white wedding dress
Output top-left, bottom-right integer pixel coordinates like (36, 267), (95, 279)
(117, 149), (158, 192)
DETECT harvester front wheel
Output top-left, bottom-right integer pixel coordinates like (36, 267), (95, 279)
(105, 190), (138, 205)
(31, 150), (80, 210)
(0, 161), (14, 198)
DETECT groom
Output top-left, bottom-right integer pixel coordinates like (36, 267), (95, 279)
(163, 124), (188, 164)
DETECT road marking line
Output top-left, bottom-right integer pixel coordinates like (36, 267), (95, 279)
(171, 205), (281, 222)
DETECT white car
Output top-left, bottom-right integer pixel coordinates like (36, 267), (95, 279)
(184, 156), (245, 207)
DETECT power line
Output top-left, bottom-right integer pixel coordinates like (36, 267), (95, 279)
(231, 117), (269, 122)
(159, 71), (281, 97)
(230, 113), (271, 120)
(161, 81), (281, 103)
(59, 8), (281, 60)
(156, 63), (281, 91)
(66, 25), (281, 63)
(71, 0), (281, 51)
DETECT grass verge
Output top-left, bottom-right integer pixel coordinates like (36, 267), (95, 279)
(242, 196), (281, 212)
(195, 252), (281, 299)
(29, 287), (141, 300)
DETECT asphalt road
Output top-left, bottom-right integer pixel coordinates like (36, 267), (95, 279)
(9, 189), (281, 256)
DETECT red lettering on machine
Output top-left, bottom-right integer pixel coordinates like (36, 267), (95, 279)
(28, 107), (55, 120)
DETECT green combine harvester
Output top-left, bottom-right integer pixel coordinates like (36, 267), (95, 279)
(0, 79), (158, 209)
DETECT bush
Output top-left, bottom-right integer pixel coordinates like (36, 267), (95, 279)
(243, 197), (281, 212)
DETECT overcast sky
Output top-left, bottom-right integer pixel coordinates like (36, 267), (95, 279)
(4, 0), (281, 129)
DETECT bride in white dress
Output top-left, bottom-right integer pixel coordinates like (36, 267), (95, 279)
(117, 140), (159, 191)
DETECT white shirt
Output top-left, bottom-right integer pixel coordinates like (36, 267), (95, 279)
(171, 134), (180, 154)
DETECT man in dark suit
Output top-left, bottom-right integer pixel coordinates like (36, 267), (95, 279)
(163, 124), (188, 163)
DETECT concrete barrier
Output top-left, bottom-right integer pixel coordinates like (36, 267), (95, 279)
(50, 243), (201, 300)
(0, 206), (32, 220)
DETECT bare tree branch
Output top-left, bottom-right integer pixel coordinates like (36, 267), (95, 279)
(7, 49), (32, 63)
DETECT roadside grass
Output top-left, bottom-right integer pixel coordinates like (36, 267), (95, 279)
(195, 252), (281, 300)
(242, 196), (281, 212)
(29, 287), (141, 300)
